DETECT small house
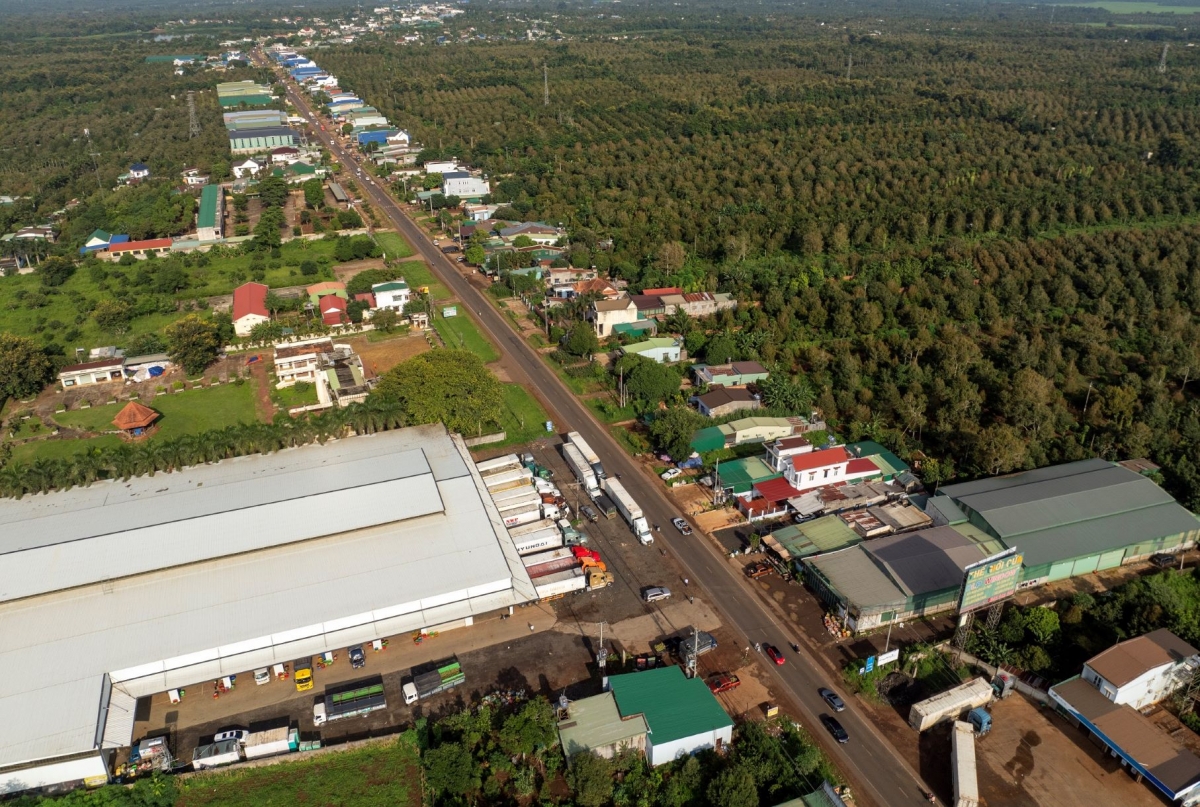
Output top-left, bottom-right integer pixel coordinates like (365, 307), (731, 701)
(129, 163), (151, 181)
(607, 666), (733, 767)
(371, 280), (410, 311)
(59, 358), (125, 389)
(113, 401), (159, 440)
(620, 337), (682, 364)
(232, 282), (270, 336)
(694, 387), (760, 418)
(1082, 629), (1200, 710)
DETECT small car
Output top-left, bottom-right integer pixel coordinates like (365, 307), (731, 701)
(818, 687), (846, 712)
(213, 729), (249, 743)
(707, 674), (741, 694)
(661, 468), (682, 481)
(672, 517), (692, 535)
(349, 645), (366, 669)
(745, 562), (772, 578)
(765, 645), (785, 665)
(253, 668), (271, 686)
(581, 504), (599, 523)
(821, 714), (849, 744)
(1151, 553), (1178, 569)
(642, 586), (672, 603)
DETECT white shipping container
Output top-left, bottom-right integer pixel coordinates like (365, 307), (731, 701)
(534, 567), (587, 599)
(488, 476), (535, 495)
(952, 721), (982, 807)
(243, 727), (298, 760)
(492, 484), (538, 504)
(497, 491), (543, 512)
(508, 518), (559, 538)
(562, 443), (597, 491)
(503, 505), (542, 528)
(484, 467), (533, 488)
(909, 678), (993, 732)
(513, 527), (564, 556)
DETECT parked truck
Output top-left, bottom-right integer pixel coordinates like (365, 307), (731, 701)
(243, 727), (299, 759)
(492, 484), (540, 505)
(558, 518), (586, 545)
(485, 467), (535, 490)
(908, 677), (993, 731)
(294, 658), (314, 691)
(567, 431), (605, 480)
(591, 492), (617, 519)
(476, 454), (522, 474)
(313, 682), (387, 726)
(487, 476), (536, 495)
(502, 503), (543, 528)
(497, 490), (544, 512)
(952, 720), (983, 807)
(604, 478), (653, 544)
(534, 566), (614, 599)
(511, 526), (564, 556)
(562, 443), (598, 493)
(402, 658), (465, 705)
(524, 547), (579, 578)
(192, 739), (242, 770)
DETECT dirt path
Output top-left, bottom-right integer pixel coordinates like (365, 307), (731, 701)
(246, 356), (275, 421)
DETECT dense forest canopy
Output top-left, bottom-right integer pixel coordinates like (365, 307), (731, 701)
(315, 4), (1200, 506)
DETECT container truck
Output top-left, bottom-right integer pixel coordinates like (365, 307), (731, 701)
(487, 476), (536, 495)
(604, 478), (653, 544)
(402, 658), (465, 704)
(476, 454), (521, 474)
(591, 493), (617, 519)
(492, 484), (539, 505)
(313, 682), (387, 726)
(502, 503), (543, 528)
(484, 467), (534, 489)
(243, 727), (299, 759)
(558, 518), (586, 545)
(523, 547), (579, 578)
(192, 739), (242, 770)
(908, 677), (993, 731)
(509, 518), (557, 538)
(952, 720), (983, 807)
(562, 443), (598, 493)
(497, 490), (543, 512)
(567, 431), (605, 479)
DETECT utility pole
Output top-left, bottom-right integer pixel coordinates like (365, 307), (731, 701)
(187, 91), (201, 138)
(1159, 43), (1170, 74)
(543, 62), (549, 107)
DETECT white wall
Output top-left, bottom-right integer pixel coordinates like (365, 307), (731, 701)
(647, 726), (733, 767)
(0, 753), (108, 796)
(1084, 661), (1191, 710)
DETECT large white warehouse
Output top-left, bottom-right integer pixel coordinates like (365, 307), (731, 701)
(0, 424), (537, 794)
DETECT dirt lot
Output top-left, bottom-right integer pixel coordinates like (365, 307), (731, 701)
(333, 258), (387, 284)
(343, 332), (431, 376)
(968, 695), (1169, 807)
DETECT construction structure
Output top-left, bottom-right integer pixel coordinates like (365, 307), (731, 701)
(0, 425), (537, 795)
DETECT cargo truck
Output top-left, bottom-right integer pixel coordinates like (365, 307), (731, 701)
(604, 478), (653, 544)
(591, 493), (617, 519)
(485, 467), (534, 490)
(510, 517), (558, 538)
(558, 518), (586, 545)
(567, 431), (605, 480)
(908, 677), (993, 731)
(511, 526), (564, 556)
(294, 658), (314, 691)
(562, 443), (598, 493)
(534, 566), (614, 599)
(502, 503), (543, 528)
(487, 476), (536, 495)
(523, 547), (579, 578)
(402, 658), (465, 704)
(492, 484), (540, 505)
(192, 739), (242, 770)
(476, 454), (522, 474)
(313, 682), (387, 726)
(497, 490), (544, 512)
(244, 727), (299, 759)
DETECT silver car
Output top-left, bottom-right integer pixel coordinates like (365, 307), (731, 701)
(642, 586), (672, 603)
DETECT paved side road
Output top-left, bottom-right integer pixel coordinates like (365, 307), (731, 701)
(268, 52), (937, 807)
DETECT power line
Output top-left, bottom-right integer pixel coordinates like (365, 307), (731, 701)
(543, 62), (549, 107)
(1159, 43), (1170, 74)
(187, 91), (202, 138)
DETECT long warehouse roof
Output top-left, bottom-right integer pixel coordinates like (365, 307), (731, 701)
(0, 425), (536, 773)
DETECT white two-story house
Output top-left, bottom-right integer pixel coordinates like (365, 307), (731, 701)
(1081, 629), (1200, 710)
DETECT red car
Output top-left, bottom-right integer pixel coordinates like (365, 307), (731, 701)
(765, 645), (785, 665)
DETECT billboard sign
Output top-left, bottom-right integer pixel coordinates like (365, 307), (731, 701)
(878, 649), (900, 666)
(959, 548), (1023, 614)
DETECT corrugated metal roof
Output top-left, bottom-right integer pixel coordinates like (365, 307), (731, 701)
(805, 546), (907, 610)
(770, 515), (860, 559)
(863, 527), (986, 597)
(1087, 629), (1198, 688)
(608, 666), (732, 745)
(557, 691), (648, 757)
(926, 494), (969, 526)
(0, 426), (536, 769)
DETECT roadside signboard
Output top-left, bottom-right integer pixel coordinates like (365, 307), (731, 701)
(878, 649), (900, 666)
(959, 548), (1023, 614)
(865, 655), (876, 673)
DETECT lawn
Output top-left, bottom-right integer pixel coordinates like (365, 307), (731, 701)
(8, 434), (124, 464)
(272, 381), (320, 411)
(52, 381), (260, 439)
(374, 230), (415, 260)
(433, 311), (500, 362)
(493, 383), (552, 445)
(394, 258), (450, 300)
(177, 737), (421, 807)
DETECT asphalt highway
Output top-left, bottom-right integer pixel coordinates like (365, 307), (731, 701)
(266, 53), (939, 807)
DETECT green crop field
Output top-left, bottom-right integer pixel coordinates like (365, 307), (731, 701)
(1055, 0), (1200, 12)
(374, 230), (415, 260)
(177, 737), (420, 807)
(494, 383), (551, 445)
(432, 311), (499, 362)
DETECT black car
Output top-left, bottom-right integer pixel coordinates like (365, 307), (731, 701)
(818, 687), (845, 712)
(820, 714), (849, 744)
(349, 645), (365, 669)
(581, 504), (599, 523)
(1151, 553), (1178, 569)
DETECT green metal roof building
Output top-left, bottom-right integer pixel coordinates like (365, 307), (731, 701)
(933, 458), (1200, 587)
(607, 666), (733, 766)
(197, 185), (222, 242)
(765, 516), (861, 564)
(691, 426), (726, 454)
(714, 456), (781, 496)
(846, 441), (908, 480)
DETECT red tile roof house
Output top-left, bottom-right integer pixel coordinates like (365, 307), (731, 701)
(319, 294), (348, 326)
(102, 238), (173, 262)
(232, 282), (270, 337)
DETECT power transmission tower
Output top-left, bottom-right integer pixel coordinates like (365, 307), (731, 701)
(543, 62), (549, 107)
(846, 52), (852, 80)
(1159, 43), (1170, 74)
(83, 128), (102, 190)
(187, 91), (201, 138)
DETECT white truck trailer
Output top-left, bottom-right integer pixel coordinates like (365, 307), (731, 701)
(952, 720), (982, 807)
(492, 483), (538, 505)
(502, 503), (543, 528)
(567, 431), (605, 479)
(908, 677), (993, 731)
(476, 454), (522, 474)
(192, 739), (242, 770)
(603, 478), (652, 544)
(484, 467), (534, 490)
(512, 526), (564, 556)
(562, 443), (598, 493)
(497, 490), (543, 512)
(243, 727), (299, 760)
(509, 517), (559, 538)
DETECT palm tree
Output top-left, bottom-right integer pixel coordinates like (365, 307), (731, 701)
(0, 463), (31, 499)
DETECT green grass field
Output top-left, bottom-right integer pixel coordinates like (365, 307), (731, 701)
(53, 382), (259, 438)
(374, 230), (416, 260)
(1055, 0), (1200, 12)
(271, 382), (320, 411)
(394, 258), (450, 300)
(176, 737), (420, 807)
(8, 434), (124, 464)
(494, 383), (552, 445)
(433, 311), (500, 362)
